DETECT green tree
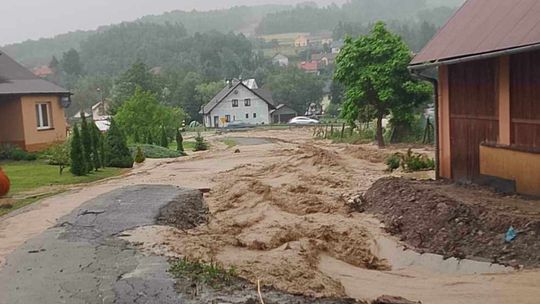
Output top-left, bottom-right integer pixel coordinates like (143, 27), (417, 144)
(105, 119), (134, 168)
(265, 67), (324, 113)
(79, 113), (93, 173)
(70, 126), (86, 176)
(90, 123), (102, 170)
(160, 125), (169, 148)
(335, 22), (431, 147)
(61, 48), (84, 76)
(115, 88), (186, 145)
(112, 61), (162, 111)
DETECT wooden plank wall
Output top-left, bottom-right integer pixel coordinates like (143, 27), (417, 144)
(448, 58), (499, 181)
(510, 50), (540, 148)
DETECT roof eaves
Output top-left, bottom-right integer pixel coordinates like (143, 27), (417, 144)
(409, 42), (540, 70)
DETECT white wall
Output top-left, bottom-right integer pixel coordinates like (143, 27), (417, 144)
(207, 85), (271, 127)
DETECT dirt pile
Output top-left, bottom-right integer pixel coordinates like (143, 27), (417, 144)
(154, 144), (387, 298)
(360, 177), (540, 267)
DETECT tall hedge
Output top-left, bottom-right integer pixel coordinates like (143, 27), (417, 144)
(105, 119), (134, 168)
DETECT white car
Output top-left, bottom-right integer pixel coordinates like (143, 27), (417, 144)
(288, 116), (320, 125)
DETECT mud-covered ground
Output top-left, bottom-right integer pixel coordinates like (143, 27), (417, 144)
(360, 177), (540, 268)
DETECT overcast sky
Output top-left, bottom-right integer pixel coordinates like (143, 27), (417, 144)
(0, 0), (344, 45)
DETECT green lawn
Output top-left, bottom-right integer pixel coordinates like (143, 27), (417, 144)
(1, 161), (124, 196)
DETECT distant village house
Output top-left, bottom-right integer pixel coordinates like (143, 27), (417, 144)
(201, 79), (295, 127)
(271, 53), (289, 67)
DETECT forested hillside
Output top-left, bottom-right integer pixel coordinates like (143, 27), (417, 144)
(256, 0), (457, 35)
(2, 5), (290, 67)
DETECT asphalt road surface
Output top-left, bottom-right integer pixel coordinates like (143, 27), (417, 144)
(0, 185), (200, 304)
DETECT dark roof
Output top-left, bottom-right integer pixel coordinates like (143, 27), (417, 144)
(200, 81), (276, 114)
(253, 88), (276, 106)
(411, 0), (540, 66)
(0, 51), (69, 95)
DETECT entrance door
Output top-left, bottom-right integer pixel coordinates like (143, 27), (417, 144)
(449, 59), (499, 182)
(213, 116), (219, 128)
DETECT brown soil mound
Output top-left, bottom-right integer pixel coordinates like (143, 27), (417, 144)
(361, 177), (540, 267)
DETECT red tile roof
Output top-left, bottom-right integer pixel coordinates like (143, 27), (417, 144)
(298, 61), (318, 72)
(411, 0), (540, 66)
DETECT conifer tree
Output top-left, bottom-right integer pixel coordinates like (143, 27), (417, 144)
(90, 123), (102, 170)
(70, 125), (86, 176)
(160, 126), (169, 148)
(106, 119), (134, 168)
(80, 113), (93, 173)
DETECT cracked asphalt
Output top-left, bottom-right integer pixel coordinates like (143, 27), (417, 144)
(0, 185), (201, 304)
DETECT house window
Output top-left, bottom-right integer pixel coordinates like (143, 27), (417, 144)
(225, 115), (231, 122)
(244, 99), (251, 106)
(245, 113), (249, 119)
(36, 103), (52, 130)
(253, 113), (257, 118)
(232, 99), (239, 107)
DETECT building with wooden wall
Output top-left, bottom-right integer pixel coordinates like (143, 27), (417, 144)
(410, 0), (540, 196)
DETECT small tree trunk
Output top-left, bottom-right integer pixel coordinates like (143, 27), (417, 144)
(376, 113), (385, 148)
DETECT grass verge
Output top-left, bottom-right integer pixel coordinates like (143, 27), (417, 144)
(1, 160), (124, 195)
(0, 191), (64, 217)
(169, 258), (237, 289)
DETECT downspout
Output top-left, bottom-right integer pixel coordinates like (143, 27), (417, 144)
(410, 68), (441, 180)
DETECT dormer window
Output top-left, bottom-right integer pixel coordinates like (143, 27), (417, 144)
(232, 99), (239, 107)
(244, 99), (251, 107)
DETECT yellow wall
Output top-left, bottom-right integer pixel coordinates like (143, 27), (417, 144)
(480, 145), (540, 196)
(20, 95), (67, 152)
(0, 97), (25, 148)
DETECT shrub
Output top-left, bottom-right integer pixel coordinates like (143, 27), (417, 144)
(48, 142), (71, 175)
(386, 149), (435, 172)
(134, 146), (146, 163)
(0, 144), (36, 161)
(130, 144), (183, 159)
(106, 119), (134, 168)
(401, 149), (435, 172)
(193, 132), (208, 151)
(385, 153), (401, 172)
(0, 144), (18, 160)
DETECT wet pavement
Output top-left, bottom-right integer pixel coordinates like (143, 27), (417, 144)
(0, 185), (195, 304)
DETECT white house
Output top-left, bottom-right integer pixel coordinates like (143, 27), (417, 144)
(73, 100), (111, 132)
(201, 79), (278, 128)
(271, 53), (289, 67)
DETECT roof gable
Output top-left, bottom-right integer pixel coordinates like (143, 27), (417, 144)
(411, 0), (540, 66)
(201, 81), (276, 114)
(0, 51), (69, 95)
